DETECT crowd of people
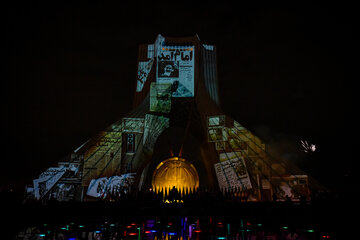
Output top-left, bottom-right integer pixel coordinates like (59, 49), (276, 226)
(1, 187), (350, 239)
(85, 186), (341, 208)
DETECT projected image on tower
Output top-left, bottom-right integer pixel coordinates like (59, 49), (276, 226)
(150, 82), (171, 113)
(136, 59), (154, 92)
(158, 61), (179, 77)
(157, 46), (194, 97)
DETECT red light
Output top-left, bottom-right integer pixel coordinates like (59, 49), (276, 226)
(246, 222), (251, 226)
(168, 222), (173, 226)
(126, 226), (132, 228)
(321, 235), (330, 239)
(194, 230), (202, 233)
(128, 233), (137, 236)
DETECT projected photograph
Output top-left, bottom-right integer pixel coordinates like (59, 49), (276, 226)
(208, 127), (227, 142)
(208, 115), (225, 127)
(150, 82), (171, 113)
(229, 138), (248, 151)
(271, 176), (309, 201)
(215, 141), (225, 150)
(158, 61), (179, 78)
(143, 114), (170, 151)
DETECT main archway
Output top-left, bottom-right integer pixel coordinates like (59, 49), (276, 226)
(152, 157), (199, 192)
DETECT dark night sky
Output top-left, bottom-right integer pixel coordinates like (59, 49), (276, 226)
(2, 2), (357, 193)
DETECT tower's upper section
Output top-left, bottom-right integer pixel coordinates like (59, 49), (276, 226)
(133, 34), (220, 108)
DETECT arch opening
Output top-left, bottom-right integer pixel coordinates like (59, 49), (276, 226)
(152, 157), (199, 193)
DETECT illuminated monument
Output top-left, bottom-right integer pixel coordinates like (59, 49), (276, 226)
(27, 34), (317, 202)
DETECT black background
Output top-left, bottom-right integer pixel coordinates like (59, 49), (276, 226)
(2, 2), (356, 194)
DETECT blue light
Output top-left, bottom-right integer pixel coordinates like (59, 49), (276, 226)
(95, 231), (101, 233)
(150, 230), (157, 233)
(68, 238), (76, 240)
(169, 233), (176, 235)
(39, 234), (46, 237)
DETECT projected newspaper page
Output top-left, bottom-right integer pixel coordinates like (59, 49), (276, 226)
(157, 46), (194, 97)
(214, 152), (252, 190)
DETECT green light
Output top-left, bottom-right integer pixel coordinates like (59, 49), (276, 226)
(282, 226), (288, 229)
(61, 227), (66, 230)
(307, 229), (315, 233)
(217, 238), (226, 240)
(79, 225), (84, 228)
(43, 224), (47, 227)
(110, 224), (115, 227)
(257, 224), (262, 227)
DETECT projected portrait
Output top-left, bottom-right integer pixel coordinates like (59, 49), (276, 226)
(158, 61), (179, 78)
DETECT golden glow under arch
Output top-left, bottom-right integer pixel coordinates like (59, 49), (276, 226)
(152, 157), (199, 193)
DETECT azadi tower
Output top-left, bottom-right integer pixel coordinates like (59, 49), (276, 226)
(27, 34), (319, 202)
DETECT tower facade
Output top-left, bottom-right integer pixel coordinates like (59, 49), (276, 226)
(27, 34), (313, 202)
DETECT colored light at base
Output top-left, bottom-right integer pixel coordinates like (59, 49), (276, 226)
(128, 233), (137, 236)
(39, 234), (45, 237)
(79, 225), (84, 228)
(217, 237), (226, 240)
(307, 229), (315, 233)
(282, 226), (288, 229)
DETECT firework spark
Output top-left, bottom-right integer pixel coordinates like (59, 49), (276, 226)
(301, 140), (316, 153)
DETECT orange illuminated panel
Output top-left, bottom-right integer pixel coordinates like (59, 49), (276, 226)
(152, 157), (199, 193)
